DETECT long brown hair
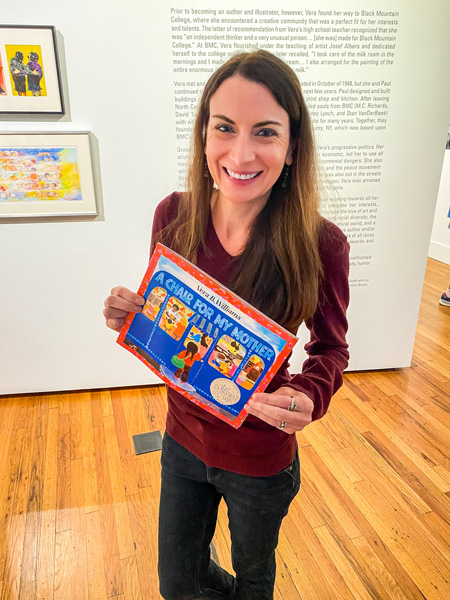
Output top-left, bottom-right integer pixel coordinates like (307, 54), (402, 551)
(158, 50), (323, 330)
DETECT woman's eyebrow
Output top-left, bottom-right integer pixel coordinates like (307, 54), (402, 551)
(211, 114), (234, 123)
(254, 120), (283, 127)
(211, 114), (284, 127)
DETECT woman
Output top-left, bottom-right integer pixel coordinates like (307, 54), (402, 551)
(103, 50), (349, 599)
(26, 52), (43, 97)
(173, 340), (202, 382)
(9, 51), (28, 96)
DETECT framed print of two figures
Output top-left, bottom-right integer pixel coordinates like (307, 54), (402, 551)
(0, 25), (64, 114)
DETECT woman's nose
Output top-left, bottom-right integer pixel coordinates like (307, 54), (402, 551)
(229, 134), (255, 165)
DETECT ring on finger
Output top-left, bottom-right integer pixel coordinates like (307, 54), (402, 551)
(288, 396), (299, 412)
(278, 421), (288, 430)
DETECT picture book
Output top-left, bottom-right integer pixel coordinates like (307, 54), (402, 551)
(117, 243), (298, 428)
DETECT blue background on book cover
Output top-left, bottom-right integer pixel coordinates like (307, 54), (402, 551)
(124, 266), (282, 417)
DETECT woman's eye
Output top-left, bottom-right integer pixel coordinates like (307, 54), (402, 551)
(257, 128), (277, 137)
(216, 124), (233, 133)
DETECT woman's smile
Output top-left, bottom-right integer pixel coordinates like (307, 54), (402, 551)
(223, 167), (263, 182)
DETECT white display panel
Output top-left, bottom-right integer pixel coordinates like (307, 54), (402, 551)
(429, 149), (450, 265)
(0, 0), (449, 395)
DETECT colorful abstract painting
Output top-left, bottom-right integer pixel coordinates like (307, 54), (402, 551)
(0, 147), (82, 203)
(6, 44), (47, 97)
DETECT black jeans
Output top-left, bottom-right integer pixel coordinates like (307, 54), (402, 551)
(158, 432), (300, 600)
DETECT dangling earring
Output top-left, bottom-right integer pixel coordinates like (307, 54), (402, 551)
(203, 158), (210, 178)
(281, 164), (290, 188)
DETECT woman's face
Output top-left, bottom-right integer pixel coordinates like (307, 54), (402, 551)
(205, 76), (293, 211)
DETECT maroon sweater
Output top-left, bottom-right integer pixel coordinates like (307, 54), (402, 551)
(151, 192), (350, 476)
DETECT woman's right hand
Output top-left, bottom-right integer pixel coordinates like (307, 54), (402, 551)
(103, 286), (145, 332)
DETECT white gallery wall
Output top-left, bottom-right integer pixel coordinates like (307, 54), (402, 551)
(1, 0), (450, 395)
(430, 151), (450, 265)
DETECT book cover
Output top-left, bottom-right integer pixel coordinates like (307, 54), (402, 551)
(117, 243), (298, 428)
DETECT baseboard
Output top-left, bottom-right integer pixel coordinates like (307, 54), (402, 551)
(429, 240), (450, 265)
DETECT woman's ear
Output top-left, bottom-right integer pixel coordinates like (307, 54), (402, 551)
(285, 141), (296, 166)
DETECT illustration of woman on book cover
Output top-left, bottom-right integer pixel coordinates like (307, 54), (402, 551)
(159, 297), (193, 340)
(142, 286), (166, 321)
(173, 341), (203, 383)
(237, 355), (264, 389)
(209, 335), (244, 378)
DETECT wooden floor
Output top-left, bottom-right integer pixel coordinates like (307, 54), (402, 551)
(1, 257), (449, 600)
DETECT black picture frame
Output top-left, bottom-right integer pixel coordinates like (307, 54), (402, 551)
(0, 25), (64, 115)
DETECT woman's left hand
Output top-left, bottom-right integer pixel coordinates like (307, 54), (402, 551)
(246, 386), (313, 434)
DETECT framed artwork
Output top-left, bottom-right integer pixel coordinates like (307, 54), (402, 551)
(0, 25), (64, 114)
(0, 132), (97, 218)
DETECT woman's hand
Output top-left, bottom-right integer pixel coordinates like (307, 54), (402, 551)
(246, 386), (313, 434)
(103, 286), (145, 332)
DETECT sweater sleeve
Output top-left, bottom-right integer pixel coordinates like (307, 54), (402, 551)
(282, 220), (350, 421)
